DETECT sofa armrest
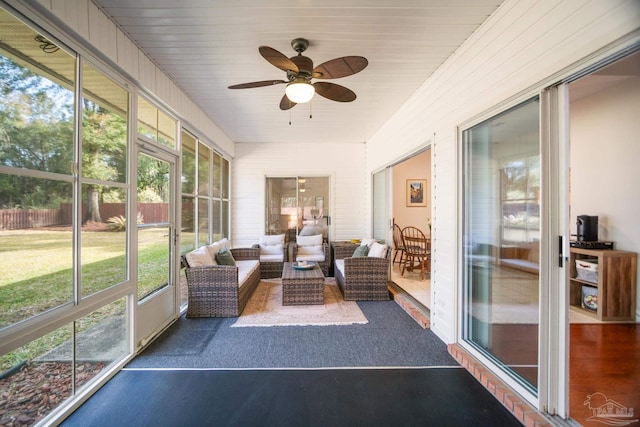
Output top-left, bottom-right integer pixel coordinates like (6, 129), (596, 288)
(333, 243), (359, 260)
(344, 255), (390, 277)
(231, 247), (260, 261)
(184, 264), (239, 288)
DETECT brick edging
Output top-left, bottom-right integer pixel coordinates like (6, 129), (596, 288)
(448, 344), (555, 427)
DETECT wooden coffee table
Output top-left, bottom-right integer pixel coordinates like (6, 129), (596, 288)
(282, 262), (325, 305)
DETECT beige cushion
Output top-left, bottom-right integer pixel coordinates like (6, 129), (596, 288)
(186, 246), (215, 267)
(360, 237), (377, 248)
(296, 234), (324, 262)
(206, 242), (222, 260)
(296, 234), (323, 247)
(368, 242), (388, 258)
(334, 259), (345, 277)
(259, 234), (285, 262)
(260, 254), (283, 262)
(261, 244), (284, 255)
(260, 234), (284, 246)
(237, 260), (260, 288)
(207, 238), (232, 260)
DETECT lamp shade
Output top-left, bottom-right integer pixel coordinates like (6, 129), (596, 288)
(285, 80), (315, 104)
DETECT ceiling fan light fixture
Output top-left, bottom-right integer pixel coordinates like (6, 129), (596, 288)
(285, 79), (315, 104)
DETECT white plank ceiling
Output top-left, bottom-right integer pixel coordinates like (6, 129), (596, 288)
(92, 0), (504, 144)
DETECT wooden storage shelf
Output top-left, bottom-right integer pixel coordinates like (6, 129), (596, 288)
(569, 247), (637, 321)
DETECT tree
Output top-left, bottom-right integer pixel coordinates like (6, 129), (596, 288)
(81, 99), (127, 223)
(0, 57), (74, 209)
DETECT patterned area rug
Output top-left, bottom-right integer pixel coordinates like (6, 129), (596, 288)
(232, 278), (368, 327)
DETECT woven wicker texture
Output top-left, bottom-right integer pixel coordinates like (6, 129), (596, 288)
(184, 247), (261, 317)
(281, 262), (325, 305)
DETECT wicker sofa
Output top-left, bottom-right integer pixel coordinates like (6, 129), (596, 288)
(333, 242), (391, 301)
(182, 243), (261, 318)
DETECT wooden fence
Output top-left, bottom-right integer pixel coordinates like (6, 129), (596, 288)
(0, 203), (169, 230)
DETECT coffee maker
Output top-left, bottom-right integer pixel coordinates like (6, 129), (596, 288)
(576, 215), (598, 241)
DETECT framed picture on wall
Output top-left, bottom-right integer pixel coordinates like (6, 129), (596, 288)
(406, 179), (427, 207)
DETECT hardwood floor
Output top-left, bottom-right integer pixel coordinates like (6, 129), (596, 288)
(390, 261), (639, 425)
(569, 323), (640, 426)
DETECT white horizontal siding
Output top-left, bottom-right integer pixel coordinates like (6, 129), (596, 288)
(366, 0), (640, 343)
(36, 0), (235, 156)
(232, 142), (367, 248)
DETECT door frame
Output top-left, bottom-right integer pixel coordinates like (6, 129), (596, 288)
(134, 142), (180, 350)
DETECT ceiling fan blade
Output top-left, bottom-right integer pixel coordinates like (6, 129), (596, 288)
(259, 46), (299, 73)
(312, 56), (368, 79)
(279, 94), (297, 110)
(228, 80), (286, 89)
(313, 82), (357, 102)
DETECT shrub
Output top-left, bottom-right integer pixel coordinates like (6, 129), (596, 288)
(107, 213), (143, 231)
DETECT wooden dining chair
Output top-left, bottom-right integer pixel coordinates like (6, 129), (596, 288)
(401, 226), (431, 280)
(392, 222), (406, 266)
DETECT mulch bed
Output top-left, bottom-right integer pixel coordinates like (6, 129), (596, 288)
(0, 361), (104, 426)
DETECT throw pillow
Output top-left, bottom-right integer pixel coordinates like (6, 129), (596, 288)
(360, 237), (377, 248)
(260, 243), (283, 255)
(352, 245), (369, 257)
(215, 247), (236, 266)
(185, 246), (215, 267)
(296, 234), (323, 247)
(260, 234), (285, 246)
(368, 242), (388, 258)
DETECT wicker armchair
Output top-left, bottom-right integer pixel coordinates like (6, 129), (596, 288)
(289, 234), (330, 276)
(182, 247), (261, 318)
(252, 234), (288, 279)
(333, 243), (391, 301)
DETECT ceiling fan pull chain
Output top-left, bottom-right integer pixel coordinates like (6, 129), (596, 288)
(289, 108), (292, 126)
(309, 100), (312, 119)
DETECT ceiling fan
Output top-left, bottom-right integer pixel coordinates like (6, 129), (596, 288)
(228, 38), (368, 110)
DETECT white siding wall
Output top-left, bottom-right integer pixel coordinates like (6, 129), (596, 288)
(366, 0), (640, 343)
(36, 0), (235, 156)
(232, 143), (367, 248)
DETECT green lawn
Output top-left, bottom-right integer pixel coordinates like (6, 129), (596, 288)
(0, 228), (169, 328)
(0, 228), (170, 370)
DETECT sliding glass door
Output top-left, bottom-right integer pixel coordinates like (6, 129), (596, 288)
(372, 168), (390, 244)
(462, 97), (541, 393)
(265, 177), (329, 242)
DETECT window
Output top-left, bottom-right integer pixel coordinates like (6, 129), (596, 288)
(137, 96), (176, 149)
(180, 132), (230, 249)
(0, 9), (76, 327)
(80, 60), (129, 298)
(0, 8), (131, 423)
(265, 177), (330, 243)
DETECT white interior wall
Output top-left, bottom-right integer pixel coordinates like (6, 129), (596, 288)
(570, 76), (640, 319)
(232, 142), (368, 248)
(34, 0), (235, 156)
(365, 0), (640, 343)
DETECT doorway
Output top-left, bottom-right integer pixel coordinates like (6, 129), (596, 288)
(565, 50), (640, 425)
(389, 150), (432, 309)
